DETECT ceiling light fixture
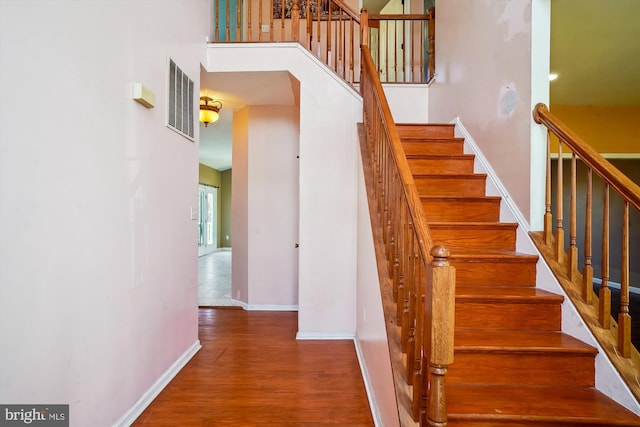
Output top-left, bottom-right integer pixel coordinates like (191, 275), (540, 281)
(549, 73), (559, 81)
(199, 96), (222, 127)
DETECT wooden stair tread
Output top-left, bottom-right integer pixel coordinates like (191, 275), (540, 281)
(420, 195), (501, 202)
(447, 385), (640, 425)
(401, 137), (464, 143)
(449, 249), (538, 263)
(407, 154), (474, 160)
(454, 330), (597, 354)
(412, 173), (487, 179)
(430, 221), (518, 230)
(456, 286), (564, 302)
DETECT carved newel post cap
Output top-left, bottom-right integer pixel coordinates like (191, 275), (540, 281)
(430, 245), (450, 260)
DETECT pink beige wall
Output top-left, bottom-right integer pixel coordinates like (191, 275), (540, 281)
(232, 107), (250, 303)
(247, 105), (300, 307)
(429, 0), (550, 228)
(208, 44), (363, 336)
(0, 1), (210, 425)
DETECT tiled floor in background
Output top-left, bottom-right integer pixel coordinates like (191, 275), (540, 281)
(198, 248), (237, 307)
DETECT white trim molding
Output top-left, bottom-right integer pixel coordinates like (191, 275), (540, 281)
(354, 337), (383, 427)
(112, 340), (202, 426)
(247, 304), (299, 311)
(295, 331), (356, 340)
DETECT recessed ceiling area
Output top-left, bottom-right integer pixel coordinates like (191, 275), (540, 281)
(199, 70), (299, 171)
(550, 0), (640, 106)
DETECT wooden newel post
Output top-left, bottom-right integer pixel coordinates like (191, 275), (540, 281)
(426, 245), (455, 427)
(291, 0), (300, 41)
(360, 8), (369, 47)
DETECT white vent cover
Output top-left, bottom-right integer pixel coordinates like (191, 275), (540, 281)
(167, 58), (194, 140)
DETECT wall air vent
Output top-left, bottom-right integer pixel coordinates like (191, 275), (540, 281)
(167, 58), (195, 141)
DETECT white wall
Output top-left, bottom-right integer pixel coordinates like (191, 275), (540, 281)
(208, 44), (363, 337)
(246, 105), (300, 308)
(0, 1), (210, 426)
(429, 0), (548, 226)
(355, 149), (400, 427)
(383, 84), (429, 123)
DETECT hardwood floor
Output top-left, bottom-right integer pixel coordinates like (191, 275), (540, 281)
(133, 309), (374, 426)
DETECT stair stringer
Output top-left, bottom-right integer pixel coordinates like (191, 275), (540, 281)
(452, 116), (640, 416)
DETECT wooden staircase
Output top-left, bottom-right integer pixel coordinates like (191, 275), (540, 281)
(396, 123), (640, 426)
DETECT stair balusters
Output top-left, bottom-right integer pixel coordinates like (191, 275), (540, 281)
(361, 44), (455, 426)
(533, 102), (640, 396)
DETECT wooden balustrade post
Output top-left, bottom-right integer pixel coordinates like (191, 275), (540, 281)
(555, 140), (565, 263)
(215, 0), (220, 41)
(568, 153), (578, 280)
(270, 0), (274, 41)
(424, 246), (455, 427)
(327, 1), (333, 66)
(226, 0), (231, 41)
(291, 0), (300, 41)
(307, 3), (313, 49)
(427, 7), (435, 81)
(582, 168), (593, 304)
(237, 0), (242, 40)
(544, 131), (553, 245)
(259, 0), (263, 41)
(618, 201), (631, 357)
(411, 262), (426, 420)
(599, 184), (611, 329)
(247, 0), (253, 40)
(360, 8), (369, 47)
(349, 18), (355, 84)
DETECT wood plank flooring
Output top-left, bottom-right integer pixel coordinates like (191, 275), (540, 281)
(133, 309), (374, 426)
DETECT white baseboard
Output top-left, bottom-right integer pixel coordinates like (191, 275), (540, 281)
(231, 299), (249, 309)
(453, 117), (532, 232)
(246, 304), (299, 311)
(112, 340), (202, 427)
(354, 337), (383, 427)
(295, 331), (356, 340)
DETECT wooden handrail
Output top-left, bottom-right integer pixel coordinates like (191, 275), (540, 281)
(331, 0), (360, 22)
(533, 103), (640, 210)
(532, 102), (640, 362)
(361, 47), (434, 260)
(361, 43), (454, 426)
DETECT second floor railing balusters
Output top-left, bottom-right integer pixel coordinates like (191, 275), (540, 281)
(210, 0), (434, 86)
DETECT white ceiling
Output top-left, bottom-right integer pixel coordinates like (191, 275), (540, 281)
(199, 0), (640, 170)
(199, 70), (298, 171)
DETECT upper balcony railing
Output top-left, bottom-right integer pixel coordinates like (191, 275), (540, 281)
(211, 0), (434, 85)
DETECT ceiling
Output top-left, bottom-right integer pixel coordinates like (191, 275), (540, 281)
(199, 0), (640, 170)
(199, 70), (298, 171)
